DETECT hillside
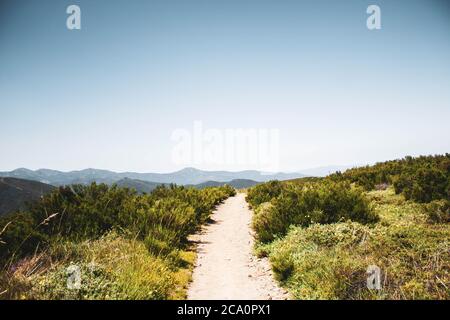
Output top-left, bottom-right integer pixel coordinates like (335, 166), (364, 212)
(247, 154), (450, 299)
(0, 154), (449, 300)
(0, 177), (55, 216)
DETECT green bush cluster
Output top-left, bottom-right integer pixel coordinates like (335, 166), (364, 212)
(266, 216), (449, 300)
(250, 180), (377, 242)
(1, 232), (178, 300)
(248, 155), (449, 299)
(31, 233), (176, 300)
(424, 199), (450, 224)
(0, 183), (235, 270)
(329, 154), (450, 203)
(246, 180), (283, 208)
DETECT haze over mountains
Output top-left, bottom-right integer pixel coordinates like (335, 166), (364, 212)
(0, 167), (309, 186)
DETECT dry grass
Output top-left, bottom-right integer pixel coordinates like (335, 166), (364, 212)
(1, 232), (197, 300)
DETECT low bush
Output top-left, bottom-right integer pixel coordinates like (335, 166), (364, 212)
(246, 180), (283, 208)
(1, 233), (176, 300)
(424, 199), (450, 224)
(252, 181), (377, 242)
(267, 219), (449, 299)
(393, 167), (449, 203)
(0, 183), (235, 266)
(0, 182), (235, 299)
(328, 154), (450, 202)
(258, 188), (450, 300)
(248, 155), (450, 300)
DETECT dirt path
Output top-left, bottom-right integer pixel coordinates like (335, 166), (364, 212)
(187, 193), (289, 300)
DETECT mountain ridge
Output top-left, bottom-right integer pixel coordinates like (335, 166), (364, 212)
(0, 167), (308, 186)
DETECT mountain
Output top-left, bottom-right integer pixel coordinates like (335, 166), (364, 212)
(0, 167), (307, 186)
(115, 178), (163, 194)
(140, 167), (307, 185)
(0, 168), (122, 186)
(0, 177), (55, 216)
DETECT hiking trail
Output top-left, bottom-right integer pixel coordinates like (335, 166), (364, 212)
(187, 193), (289, 300)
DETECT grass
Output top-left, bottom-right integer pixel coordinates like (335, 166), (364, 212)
(0, 232), (198, 300)
(250, 180), (377, 243)
(0, 183), (235, 300)
(169, 250), (196, 300)
(256, 188), (450, 300)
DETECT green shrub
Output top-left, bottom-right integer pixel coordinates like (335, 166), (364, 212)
(148, 184), (234, 224)
(252, 181), (377, 242)
(267, 220), (449, 299)
(28, 234), (175, 300)
(0, 180), (236, 300)
(424, 200), (450, 224)
(328, 154), (450, 202)
(0, 212), (47, 264)
(252, 203), (284, 244)
(268, 222), (370, 299)
(394, 167), (449, 203)
(246, 180), (283, 208)
(31, 262), (122, 300)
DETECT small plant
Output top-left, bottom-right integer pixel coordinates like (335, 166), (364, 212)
(424, 200), (450, 224)
(251, 180), (377, 242)
(246, 180), (283, 208)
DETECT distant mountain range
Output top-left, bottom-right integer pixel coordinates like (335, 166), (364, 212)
(0, 167), (307, 186)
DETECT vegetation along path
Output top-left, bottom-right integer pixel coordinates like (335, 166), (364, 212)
(188, 193), (289, 300)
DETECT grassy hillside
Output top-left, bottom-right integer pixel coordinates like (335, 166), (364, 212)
(329, 154), (450, 203)
(247, 154), (449, 299)
(0, 178), (55, 216)
(0, 183), (235, 299)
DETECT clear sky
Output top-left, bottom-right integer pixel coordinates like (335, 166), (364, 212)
(1, 0), (449, 173)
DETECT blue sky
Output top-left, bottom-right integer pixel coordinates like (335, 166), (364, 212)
(1, 0), (449, 172)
